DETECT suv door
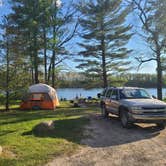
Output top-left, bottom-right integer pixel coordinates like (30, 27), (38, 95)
(105, 89), (114, 113)
(109, 89), (119, 115)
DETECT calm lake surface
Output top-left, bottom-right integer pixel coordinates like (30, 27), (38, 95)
(57, 88), (166, 100)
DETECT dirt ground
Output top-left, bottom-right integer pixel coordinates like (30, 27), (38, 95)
(46, 114), (166, 166)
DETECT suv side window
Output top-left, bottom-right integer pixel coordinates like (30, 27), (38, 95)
(110, 89), (119, 100)
(101, 89), (107, 96)
(106, 89), (112, 98)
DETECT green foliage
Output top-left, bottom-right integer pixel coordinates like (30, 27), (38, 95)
(76, 0), (132, 87)
(0, 0), (77, 109)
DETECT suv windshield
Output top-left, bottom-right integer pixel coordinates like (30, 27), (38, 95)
(120, 89), (151, 99)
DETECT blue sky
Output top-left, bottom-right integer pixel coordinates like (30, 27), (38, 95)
(0, 0), (156, 74)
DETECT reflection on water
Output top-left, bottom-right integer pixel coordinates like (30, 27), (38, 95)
(57, 88), (166, 100)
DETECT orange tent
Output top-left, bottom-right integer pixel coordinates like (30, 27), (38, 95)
(20, 83), (59, 110)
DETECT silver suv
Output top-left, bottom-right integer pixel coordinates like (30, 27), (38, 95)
(100, 87), (166, 128)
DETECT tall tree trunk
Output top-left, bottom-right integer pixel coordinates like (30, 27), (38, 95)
(31, 67), (34, 84)
(43, 27), (47, 83)
(52, 50), (55, 88)
(101, 19), (107, 88)
(52, 26), (56, 88)
(157, 51), (162, 100)
(33, 0), (39, 84)
(47, 62), (52, 83)
(30, 52), (34, 84)
(101, 39), (107, 88)
(5, 40), (9, 111)
(33, 30), (39, 84)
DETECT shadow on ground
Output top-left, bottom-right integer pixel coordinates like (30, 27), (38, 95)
(22, 117), (89, 144)
(22, 114), (163, 148)
(0, 107), (88, 126)
(80, 114), (162, 147)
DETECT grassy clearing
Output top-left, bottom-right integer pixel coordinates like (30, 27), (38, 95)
(0, 100), (21, 111)
(0, 101), (99, 166)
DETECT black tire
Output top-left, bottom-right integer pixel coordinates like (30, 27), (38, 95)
(101, 104), (109, 118)
(120, 110), (131, 128)
(156, 122), (166, 129)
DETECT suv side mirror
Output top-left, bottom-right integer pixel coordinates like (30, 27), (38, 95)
(97, 93), (101, 99)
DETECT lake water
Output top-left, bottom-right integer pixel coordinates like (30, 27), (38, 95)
(57, 88), (166, 100)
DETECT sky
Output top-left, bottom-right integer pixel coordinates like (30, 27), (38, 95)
(0, 0), (156, 74)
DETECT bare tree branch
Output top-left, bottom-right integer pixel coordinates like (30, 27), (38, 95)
(135, 56), (156, 70)
(58, 21), (79, 47)
(55, 57), (68, 66)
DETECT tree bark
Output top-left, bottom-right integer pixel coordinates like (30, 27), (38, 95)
(52, 53), (56, 88)
(52, 25), (56, 88)
(47, 62), (52, 83)
(29, 52), (34, 84)
(31, 67), (34, 84)
(43, 27), (47, 83)
(33, 30), (39, 84)
(157, 51), (162, 100)
(5, 40), (9, 111)
(33, 0), (39, 84)
(101, 18), (108, 88)
(101, 38), (107, 88)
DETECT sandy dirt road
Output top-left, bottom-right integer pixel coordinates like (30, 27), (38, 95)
(46, 114), (166, 166)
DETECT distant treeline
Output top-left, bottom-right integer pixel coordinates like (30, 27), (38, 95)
(124, 74), (159, 88)
(0, 72), (164, 105)
(57, 73), (166, 89)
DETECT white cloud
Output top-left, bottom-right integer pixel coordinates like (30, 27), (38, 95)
(56, 0), (62, 8)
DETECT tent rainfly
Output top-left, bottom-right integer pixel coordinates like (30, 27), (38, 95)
(20, 83), (59, 110)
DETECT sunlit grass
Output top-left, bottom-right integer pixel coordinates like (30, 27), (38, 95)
(0, 101), (99, 166)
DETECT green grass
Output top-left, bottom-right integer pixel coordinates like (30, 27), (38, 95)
(0, 101), (99, 166)
(0, 100), (20, 111)
(0, 104), (19, 110)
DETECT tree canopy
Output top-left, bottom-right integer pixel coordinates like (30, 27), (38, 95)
(76, 0), (132, 88)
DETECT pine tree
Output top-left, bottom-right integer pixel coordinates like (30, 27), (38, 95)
(7, 0), (44, 83)
(0, 17), (31, 111)
(130, 0), (166, 99)
(7, 0), (77, 87)
(76, 0), (132, 88)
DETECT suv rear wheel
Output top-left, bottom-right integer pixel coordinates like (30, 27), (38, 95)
(101, 104), (109, 118)
(120, 110), (131, 128)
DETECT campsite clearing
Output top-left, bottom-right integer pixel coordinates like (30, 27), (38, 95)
(47, 114), (166, 166)
(0, 102), (98, 166)
(2, 102), (166, 166)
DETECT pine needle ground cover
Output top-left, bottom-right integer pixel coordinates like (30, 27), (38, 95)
(0, 102), (98, 166)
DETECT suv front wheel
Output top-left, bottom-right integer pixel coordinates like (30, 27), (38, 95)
(101, 104), (109, 118)
(120, 110), (132, 128)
